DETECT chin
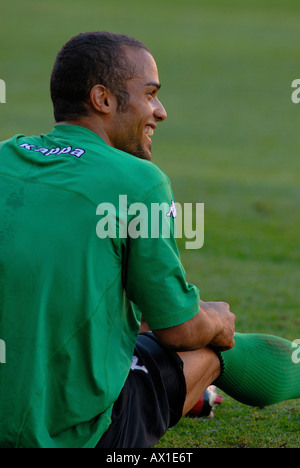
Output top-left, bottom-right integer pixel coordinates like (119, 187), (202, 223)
(140, 152), (152, 161)
(131, 144), (152, 161)
(142, 151), (152, 161)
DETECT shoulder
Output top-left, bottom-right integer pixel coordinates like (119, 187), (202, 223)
(0, 134), (25, 149)
(103, 146), (172, 201)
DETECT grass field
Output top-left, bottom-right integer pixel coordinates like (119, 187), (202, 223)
(1, 0), (299, 448)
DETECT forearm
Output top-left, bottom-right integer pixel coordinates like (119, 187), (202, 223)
(152, 304), (224, 352)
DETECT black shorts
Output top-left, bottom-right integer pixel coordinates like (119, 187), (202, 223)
(96, 332), (187, 449)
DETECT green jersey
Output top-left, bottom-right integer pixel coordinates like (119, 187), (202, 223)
(0, 125), (199, 448)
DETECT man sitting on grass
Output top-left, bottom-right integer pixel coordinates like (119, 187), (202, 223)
(0, 31), (299, 448)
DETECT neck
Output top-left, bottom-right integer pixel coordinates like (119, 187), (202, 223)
(55, 118), (113, 147)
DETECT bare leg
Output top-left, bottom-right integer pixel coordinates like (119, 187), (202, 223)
(139, 320), (221, 418)
(177, 347), (221, 416)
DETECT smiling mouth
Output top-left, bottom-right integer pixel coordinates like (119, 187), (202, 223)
(145, 126), (154, 137)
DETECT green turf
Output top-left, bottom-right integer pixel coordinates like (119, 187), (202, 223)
(1, 0), (299, 448)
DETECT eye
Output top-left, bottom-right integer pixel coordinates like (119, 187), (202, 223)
(147, 90), (157, 98)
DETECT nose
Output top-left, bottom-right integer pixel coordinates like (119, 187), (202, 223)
(154, 99), (167, 122)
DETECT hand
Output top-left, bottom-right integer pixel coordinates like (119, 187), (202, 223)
(199, 300), (236, 351)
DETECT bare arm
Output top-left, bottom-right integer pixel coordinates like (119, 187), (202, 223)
(150, 300), (236, 352)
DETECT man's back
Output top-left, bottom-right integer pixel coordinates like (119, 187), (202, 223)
(0, 124), (177, 447)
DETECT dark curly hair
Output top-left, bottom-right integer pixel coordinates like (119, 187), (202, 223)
(50, 31), (150, 122)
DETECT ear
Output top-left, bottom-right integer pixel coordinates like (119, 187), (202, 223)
(89, 85), (116, 114)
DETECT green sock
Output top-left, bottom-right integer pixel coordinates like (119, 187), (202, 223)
(213, 332), (300, 407)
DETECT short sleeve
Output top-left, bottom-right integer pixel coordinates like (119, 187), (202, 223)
(123, 177), (200, 330)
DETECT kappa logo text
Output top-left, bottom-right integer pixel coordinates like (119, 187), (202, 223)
(18, 143), (85, 158)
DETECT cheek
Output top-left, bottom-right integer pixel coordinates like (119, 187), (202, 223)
(117, 103), (149, 142)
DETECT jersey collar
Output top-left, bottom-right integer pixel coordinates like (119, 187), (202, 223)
(49, 124), (109, 146)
